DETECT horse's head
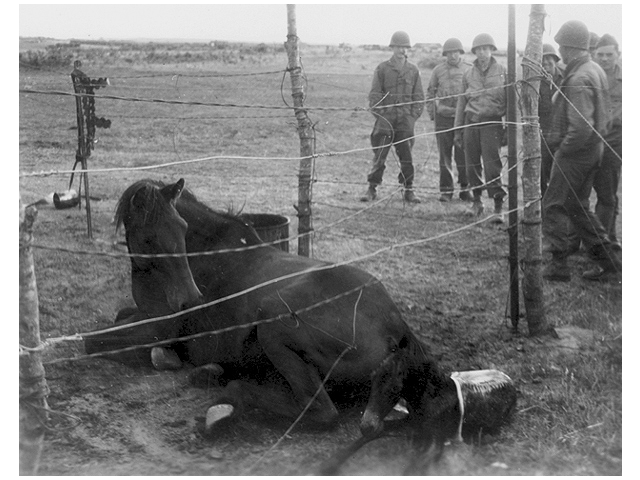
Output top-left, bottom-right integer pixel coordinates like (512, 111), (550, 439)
(360, 333), (457, 439)
(116, 179), (203, 313)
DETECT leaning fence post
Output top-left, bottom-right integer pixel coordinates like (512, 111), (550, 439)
(285, 4), (315, 257)
(520, 4), (556, 337)
(19, 197), (49, 475)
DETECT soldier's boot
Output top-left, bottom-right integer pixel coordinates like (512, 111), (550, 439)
(543, 253), (571, 282)
(404, 188), (421, 204)
(490, 195), (505, 224)
(583, 244), (622, 281)
(466, 197), (484, 217)
(459, 187), (473, 202)
(360, 184), (377, 202)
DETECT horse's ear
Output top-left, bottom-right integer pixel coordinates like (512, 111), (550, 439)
(162, 179), (185, 205)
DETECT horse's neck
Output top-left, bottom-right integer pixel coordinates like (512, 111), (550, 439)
(177, 199), (260, 254)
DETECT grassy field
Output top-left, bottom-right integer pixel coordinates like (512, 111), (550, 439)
(19, 39), (622, 475)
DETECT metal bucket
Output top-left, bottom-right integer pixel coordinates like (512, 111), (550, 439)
(53, 189), (80, 209)
(240, 213), (290, 252)
(450, 369), (517, 441)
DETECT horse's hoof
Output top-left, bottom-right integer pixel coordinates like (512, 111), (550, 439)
(205, 404), (235, 437)
(150, 347), (182, 370)
(385, 400), (409, 420)
(188, 363), (225, 388)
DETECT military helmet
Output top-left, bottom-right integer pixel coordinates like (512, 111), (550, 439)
(554, 20), (589, 50)
(442, 37), (464, 55)
(589, 32), (601, 51)
(389, 31), (411, 48)
(542, 43), (560, 62)
(596, 33), (619, 51)
(471, 33), (497, 53)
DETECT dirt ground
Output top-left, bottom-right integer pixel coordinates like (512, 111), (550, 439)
(28, 193), (620, 475)
(20, 40), (621, 476)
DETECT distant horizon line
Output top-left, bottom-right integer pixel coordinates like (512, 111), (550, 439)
(19, 35), (518, 51)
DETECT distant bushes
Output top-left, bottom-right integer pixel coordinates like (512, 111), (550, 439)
(19, 43), (75, 68)
(417, 52), (443, 70)
(18, 38), (457, 72)
(19, 39), (287, 69)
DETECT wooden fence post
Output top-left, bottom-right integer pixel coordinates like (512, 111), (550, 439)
(285, 4), (315, 257)
(19, 198), (50, 474)
(520, 4), (556, 337)
(507, 4), (520, 330)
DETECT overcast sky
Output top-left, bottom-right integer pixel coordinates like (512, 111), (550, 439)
(19, 2), (623, 51)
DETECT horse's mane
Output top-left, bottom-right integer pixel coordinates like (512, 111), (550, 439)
(115, 179), (166, 232)
(115, 179), (248, 235)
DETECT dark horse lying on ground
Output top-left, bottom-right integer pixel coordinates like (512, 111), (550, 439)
(84, 178), (499, 471)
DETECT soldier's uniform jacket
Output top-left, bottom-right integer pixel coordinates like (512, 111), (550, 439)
(605, 63), (622, 136)
(426, 59), (471, 118)
(548, 55), (611, 155)
(369, 58), (425, 126)
(454, 56), (507, 126)
(539, 66), (564, 134)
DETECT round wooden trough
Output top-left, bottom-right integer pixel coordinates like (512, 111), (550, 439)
(240, 213), (290, 252)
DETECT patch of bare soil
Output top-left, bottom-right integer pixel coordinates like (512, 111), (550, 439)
(42, 354), (425, 475)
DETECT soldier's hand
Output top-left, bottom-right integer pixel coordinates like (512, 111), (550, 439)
(454, 131), (463, 151)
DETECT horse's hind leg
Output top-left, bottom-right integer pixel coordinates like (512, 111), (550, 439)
(204, 338), (340, 436)
(204, 360), (339, 436)
(203, 379), (318, 437)
(257, 326), (340, 425)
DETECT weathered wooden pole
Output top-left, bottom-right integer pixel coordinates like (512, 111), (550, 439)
(70, 62), (110, 239)
(71, 63), (94, 239)
(520, 4), (555, 337)
(507, 4), (520, 331)
(19, 198), (50, 474)
(285, 4), (315, 257)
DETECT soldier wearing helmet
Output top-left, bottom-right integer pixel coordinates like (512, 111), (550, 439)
(592, 33), (622, 250)
(426, 38), (472, 203)
(541, 20), (620, 282)
(588, 32), (600, 60)
(361, 31), (425, 204)
(453, 33), (507, 223)
(539, 43), (564, 198)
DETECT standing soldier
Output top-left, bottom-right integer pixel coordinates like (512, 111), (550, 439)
(592, 33), (622, 250)
(361, 31), (425, 204)
(427, 38), (472, 203)
(539, 43), (564, 198)
(454, 33), (507, 223)
(588, 32), (600, 60)
(542, 20), (621, 282)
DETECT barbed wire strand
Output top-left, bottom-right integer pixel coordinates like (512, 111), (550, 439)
(21, 57), (608, 352)
(32, 197), (525, 362)
(38, 280), (373, 365)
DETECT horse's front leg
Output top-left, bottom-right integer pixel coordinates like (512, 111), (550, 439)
(84, 308), (184, 369)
